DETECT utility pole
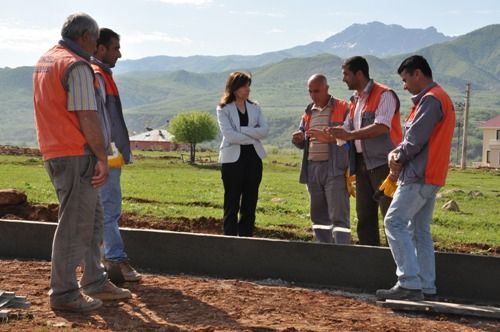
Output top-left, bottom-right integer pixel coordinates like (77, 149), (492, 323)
(460, 83), (471, 169)
(454, 102), (464, 165)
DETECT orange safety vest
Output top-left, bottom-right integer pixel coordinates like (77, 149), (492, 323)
(302, 98), (349, 130)
(349, 82), (403, 146)
(33, 44), (92, 160)
(406, 85), (455, 186)
(91, 64), (119, 96)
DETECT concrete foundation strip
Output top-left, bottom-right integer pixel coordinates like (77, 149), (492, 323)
(0, 219), (499, 306)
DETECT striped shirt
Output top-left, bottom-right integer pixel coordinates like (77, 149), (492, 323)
(67, 63), (97, 112)
(308, 97), (334, 161)
(351, 82), (397, 152)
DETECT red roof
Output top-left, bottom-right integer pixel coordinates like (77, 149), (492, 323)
(480, 114), (500, 128)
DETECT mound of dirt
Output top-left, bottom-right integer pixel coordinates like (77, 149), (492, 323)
(0, 145), (41, 156)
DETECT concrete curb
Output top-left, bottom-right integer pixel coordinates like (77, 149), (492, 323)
(1, 219), (498, 304)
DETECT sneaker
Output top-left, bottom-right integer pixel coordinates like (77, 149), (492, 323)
(51, 293), (102, 312)
(423, 293), (438, 301)
(119, 262), (142, 282)
(376, 285), (424, 301)
(84, 281), (132, 301)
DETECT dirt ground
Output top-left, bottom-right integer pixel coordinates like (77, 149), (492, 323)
(1, 259), (499, 332)
(1, 146), (499, 330)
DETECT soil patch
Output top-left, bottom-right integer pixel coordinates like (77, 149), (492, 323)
(1, 259), (498, 331)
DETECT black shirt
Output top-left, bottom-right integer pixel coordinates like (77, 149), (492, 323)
(237, 105), (248, 127)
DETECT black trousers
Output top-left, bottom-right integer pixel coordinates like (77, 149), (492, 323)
(221, 145), (263, 237)
(355, 153), (392, 246)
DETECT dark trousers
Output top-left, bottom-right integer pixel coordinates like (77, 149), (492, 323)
(221, 145), (263, 237)
(355, 153), (392, 246)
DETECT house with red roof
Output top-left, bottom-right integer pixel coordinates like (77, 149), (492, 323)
(479, 114), (500, 167)
(129, 128), (188, 152)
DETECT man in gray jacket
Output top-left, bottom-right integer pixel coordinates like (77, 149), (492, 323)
(292, 74), (351, 244)
(92, 28), (141, 282)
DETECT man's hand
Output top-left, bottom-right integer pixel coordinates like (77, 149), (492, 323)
(292, 130), (305, 145)
(91, 159), (109, 188)
(327, 127), (352, 140)
(388, 150), (402, 181)
(306, 128), (335, 143)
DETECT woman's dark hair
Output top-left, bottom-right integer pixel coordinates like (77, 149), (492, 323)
(218, 71), (252, 107)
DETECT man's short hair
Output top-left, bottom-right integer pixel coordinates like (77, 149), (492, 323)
(97, 28), (120, 48)
(308, 73), (328, 86)
(397, 55), (433, 78)
(61, 13), (98, 42)
(343, 56), (370, 79)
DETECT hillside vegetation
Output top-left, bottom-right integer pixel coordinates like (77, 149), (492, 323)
(0, 152), (498, 253)
(1, 25), (499, 162)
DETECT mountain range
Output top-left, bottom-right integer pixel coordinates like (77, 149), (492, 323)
(1, 22), (499, 162)
(115, 21), (452, 74)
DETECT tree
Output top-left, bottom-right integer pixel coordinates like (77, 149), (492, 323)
(168, 111), (218, 163)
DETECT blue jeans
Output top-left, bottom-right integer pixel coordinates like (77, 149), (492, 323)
(99, 167), (128, 262)
(384, 182), (440, 293)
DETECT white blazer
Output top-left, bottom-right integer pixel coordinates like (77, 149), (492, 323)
(216, 100), (269, 163)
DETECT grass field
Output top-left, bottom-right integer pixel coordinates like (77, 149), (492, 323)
(0, 151), (498, 253)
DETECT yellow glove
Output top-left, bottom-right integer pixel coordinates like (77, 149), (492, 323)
(346, 171), (356, 198)
(379, 176), (397, 198)
(108, 142), (124, 168)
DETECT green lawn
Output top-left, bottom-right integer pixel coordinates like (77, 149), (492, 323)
(0, 151), (498, 253)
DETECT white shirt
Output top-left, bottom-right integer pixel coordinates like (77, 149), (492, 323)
(351, 83), (397, 152)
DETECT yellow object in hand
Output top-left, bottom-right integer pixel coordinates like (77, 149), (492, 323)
(108, 142), (124, 168)
(379, 176), (397, 198)
(346, 171), (356, 198)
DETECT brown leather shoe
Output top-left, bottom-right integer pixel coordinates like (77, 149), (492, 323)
(119, 262), (142, 282)
(84, 281), (132, 301)
(51, 293), (102, 312)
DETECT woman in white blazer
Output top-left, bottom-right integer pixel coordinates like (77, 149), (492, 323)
(216, 71), (269, 237)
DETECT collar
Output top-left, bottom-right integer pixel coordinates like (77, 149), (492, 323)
(312, 95), (334, 111)
(59, 38), (91, 61)
(411, 82), (437, 105)
(90, 56), (113, 74)
(353, 79), (374, 100)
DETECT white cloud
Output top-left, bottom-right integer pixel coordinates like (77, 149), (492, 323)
(0, 21), (58, 52)
(228, 10), (285, 18)
(125, 31), (192, 45)
(267, 28), (285, 34)
(473, 9), (500, 15)
(327, 11), (362, 17)
(152, 0), (213, 6)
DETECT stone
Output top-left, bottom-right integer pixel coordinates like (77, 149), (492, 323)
(442, 200), (460, 212)
(0, 189), (27, 206)
(467, 190), (484, 198)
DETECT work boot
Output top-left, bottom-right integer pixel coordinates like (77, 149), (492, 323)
(84, 280), (132, 301)
(119, 262), (142, 282)
(104, 260), (142, 282)
(50, 293), (102, 312)
(376, 285), (423, 301)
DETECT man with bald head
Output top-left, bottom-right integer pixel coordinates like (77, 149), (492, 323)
(292, 74), (351, 244)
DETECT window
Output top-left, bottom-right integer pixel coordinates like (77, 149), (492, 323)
(497, 130), (500, 140)
(486, 151), (490, 163)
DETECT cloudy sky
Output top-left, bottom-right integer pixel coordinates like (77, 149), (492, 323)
(1, 0), (499, 67)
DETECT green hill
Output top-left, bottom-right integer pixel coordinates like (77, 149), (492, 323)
(1, 25), (499, 162)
